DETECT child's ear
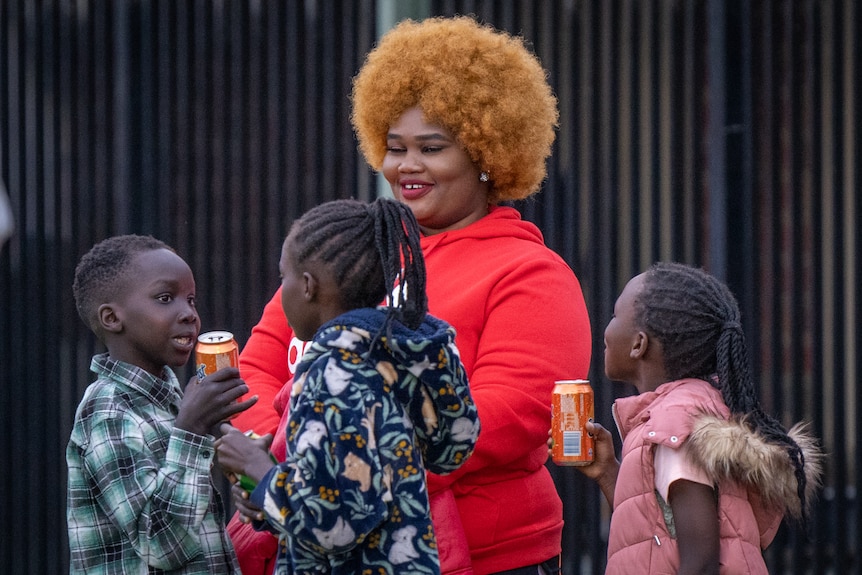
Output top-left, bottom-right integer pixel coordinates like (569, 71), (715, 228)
(631, 331), (649, 359)
(98, 303), (122, 333)
(303, 271), (319, 301)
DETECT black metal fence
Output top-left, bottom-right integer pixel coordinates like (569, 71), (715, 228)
(1, 1), (859, 573)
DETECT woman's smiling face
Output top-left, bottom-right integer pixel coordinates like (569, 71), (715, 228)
(381, 107), (489, 235)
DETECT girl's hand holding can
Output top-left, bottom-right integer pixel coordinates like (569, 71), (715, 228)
(215, 423), (275, 489)
(575, 420), (620, 507)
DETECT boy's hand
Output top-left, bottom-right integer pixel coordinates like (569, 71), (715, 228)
(215, 423), (275, 484)
(175, 367), (258, 436)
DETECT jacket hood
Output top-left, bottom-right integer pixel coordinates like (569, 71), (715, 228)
(420, 205), (545, 253)
(686, 415), (824, 520)
(315, 307), (457, 380)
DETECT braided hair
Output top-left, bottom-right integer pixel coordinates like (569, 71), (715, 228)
(634, 261), (809, 519)
(285, 197), (428, 329)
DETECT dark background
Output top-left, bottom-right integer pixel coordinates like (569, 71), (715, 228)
(2, 1), (859, 573)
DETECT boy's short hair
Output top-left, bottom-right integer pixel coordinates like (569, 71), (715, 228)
(72, 234), (172, 337)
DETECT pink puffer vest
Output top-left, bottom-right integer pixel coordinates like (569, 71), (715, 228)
(605, 379), (781, 575)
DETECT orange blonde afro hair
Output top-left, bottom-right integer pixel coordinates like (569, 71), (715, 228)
(350, 16), (559, 203)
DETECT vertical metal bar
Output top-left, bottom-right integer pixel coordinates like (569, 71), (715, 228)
(111, 0), (130, 230)
(706, 0), (727, 278)
(22, 0), (43, 571)
(677, 1), (694, 263)
(813, 3), (834, 570)
(845, 0), (861, 567)
(0, 2), (22, 569)
(616, 0), (633, 275)
(636, 0), (653, 271)
(657, 0), (673, 261)
(136, 0), (157, 232)
(156, 0), (173, 236)
(723, 0), (755, 314)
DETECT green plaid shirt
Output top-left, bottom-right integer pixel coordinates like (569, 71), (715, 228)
(66, 353), (239, 574)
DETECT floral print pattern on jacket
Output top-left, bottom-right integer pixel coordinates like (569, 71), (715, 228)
(250, 307), (480, 575)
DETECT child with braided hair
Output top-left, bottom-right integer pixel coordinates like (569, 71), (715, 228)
(579, 262), (822, 575)
(215, 197), (480, 575)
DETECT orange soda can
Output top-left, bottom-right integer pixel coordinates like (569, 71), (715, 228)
(195, 331), (239, 380)
(551, 379), (595, 466)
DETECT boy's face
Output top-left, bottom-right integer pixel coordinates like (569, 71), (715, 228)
(279, 237), (317, 341)
(603, 272), (646, 384)
(106, 248), (200, 377)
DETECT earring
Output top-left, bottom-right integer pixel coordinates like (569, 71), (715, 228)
(479, 172), (490, 182)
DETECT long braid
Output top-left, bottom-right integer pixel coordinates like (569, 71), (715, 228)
(287, 197), (427, 329)
(368, 199), (428, 328)
(635, 262), (809, 521)
(716, 324), (809, 520)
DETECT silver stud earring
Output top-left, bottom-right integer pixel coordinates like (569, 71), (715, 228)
(479, 172), (490, 182)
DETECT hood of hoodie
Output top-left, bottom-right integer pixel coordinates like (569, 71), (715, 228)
(420, 205), (546, 256)
(310, 307), (457, 383)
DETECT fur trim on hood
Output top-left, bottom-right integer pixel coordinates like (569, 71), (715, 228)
(686, 415), (824, 520)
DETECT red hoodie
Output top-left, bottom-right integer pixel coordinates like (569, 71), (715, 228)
(231, 205), (592, 575)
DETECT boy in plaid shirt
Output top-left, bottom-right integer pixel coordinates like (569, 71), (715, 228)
(66, 234), (257, 574)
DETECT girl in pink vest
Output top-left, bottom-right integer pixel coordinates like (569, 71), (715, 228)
(581, 262), (823, 574)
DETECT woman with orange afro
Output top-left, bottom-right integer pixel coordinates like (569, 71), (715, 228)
(230, 16), (592, 575)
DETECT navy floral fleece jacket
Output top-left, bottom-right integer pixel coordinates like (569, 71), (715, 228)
(250, 307), (480, 575)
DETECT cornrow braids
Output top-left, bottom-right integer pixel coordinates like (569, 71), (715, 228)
(72, 234), (173, 334)
(635, 262), (810, 520)
(286, 197), (428, 329)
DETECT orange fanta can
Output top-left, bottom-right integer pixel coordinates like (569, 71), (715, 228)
(551, 379), (595, 466)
